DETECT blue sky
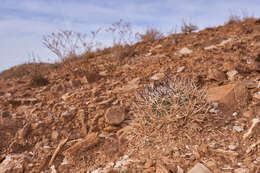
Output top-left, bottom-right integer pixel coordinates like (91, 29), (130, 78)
(0, 0), (259, 72)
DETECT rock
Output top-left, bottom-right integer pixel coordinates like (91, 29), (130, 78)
(51, 131), (59, 140)
(233, 126), (244, 132)
(232, 112), (238, 116)
(243, 118), (260, 139)
(243, 110), (254, 118)
(156, 162), (169, 173)
(144, 159), (153, 169)
(187, 163), (212, 173)
(105, 106), (125, 125)
(70, 79), (81, 88)
(86, 72), (101, 83)
(63, 133), (99, 163)
(228, 144), (238, 150)
(115, 77), (140, 93)
(177, 66), (185, 73)
(50, 165), (57, 173)
(208, 69), (226, 81)
(219, 38), (233, 46)
(99, 71), (107, 76)
(226, 70), (238, 81)
(234, 168), (249, 173)
(151, 73), (165, 80)
(179, 47), (192, 55)
(253, 92), (260, 100)
(204, 45), (217, 50)
(207, 83), (248, 109)
(0, 155), (25, 173)
(177, 166), (184, 173)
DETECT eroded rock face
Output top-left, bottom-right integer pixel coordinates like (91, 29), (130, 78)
(105, 106), (125, 125)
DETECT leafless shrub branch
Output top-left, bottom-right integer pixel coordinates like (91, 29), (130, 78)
(181, 19), (198, 34)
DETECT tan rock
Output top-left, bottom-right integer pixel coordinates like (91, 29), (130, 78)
(207, 83), (248, 108)
(208, 69), (226, 81)
(226, 70), (238, 81)
(0, 155), (25, 173)
(179, 47), (192, 55)
(204, 45), (217, 50)
(234, 168), (249, 173)
(156, 162), (169, 173)
(187, 163), (212, 173)
(70, 79), (81, 88)
(144, 159), (153, 169)
(63, 133), (99, 163)
(105, 106), (125, 125)
(253, 92), (260, 100)
(151, 73), (165, 80)
(51, 131), (59, 140)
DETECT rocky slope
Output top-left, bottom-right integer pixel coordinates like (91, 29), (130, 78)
(0, 18), (260, 173)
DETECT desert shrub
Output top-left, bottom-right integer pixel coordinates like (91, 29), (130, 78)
(28, 55), (49, 87)
(226, 14), (242, 24)
(30, 68), (49, 87)
(43, 30), (93, 61)
(135, 75), (209, 122)
(181, 19), (198, 34)
(111, 44), (136, 59)
(136, 28), (164, 42)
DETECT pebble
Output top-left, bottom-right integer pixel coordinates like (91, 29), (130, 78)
(233, 126), (244, 132)
(179, 47), (193, 55)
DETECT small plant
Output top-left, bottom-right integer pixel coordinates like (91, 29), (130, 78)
(136, 28), (164, 42)
(28, 53), (49, 87)
(42, 30), (89, 61)
(181, 19), (198, 34)
(136, 75), (209, 121)
(226, 14), (242, 24)
(105, 19), (135, 46)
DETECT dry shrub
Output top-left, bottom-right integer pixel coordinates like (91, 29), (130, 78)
(30, 68), (49, 87)
(112, 44), (135, 59)
(136, 28), (164, 42)
(226, 10), (254, 25)
(43, 30), (88, 61)
(124, 76), (211, 159)
(29, 57), (49, 87)
(226, 14), (242, 24)
(135, 76), (209, 121)
(181, 19), (198, 34)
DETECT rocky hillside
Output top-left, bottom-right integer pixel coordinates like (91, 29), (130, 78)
(0, 18), (260, 173)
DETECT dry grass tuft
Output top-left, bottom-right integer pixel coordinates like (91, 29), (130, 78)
(29, 63), (49, 87)
(137, 28), (164, 42)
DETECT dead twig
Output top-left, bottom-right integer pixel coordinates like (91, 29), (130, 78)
(48, 138), (69, 167)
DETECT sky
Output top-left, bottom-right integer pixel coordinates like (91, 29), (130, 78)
(0, 0), (260, 72)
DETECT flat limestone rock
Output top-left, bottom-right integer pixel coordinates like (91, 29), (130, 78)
(63, 133), (99, 163)
(187, 163), (212, 173)
(207, 83), (248, 108)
